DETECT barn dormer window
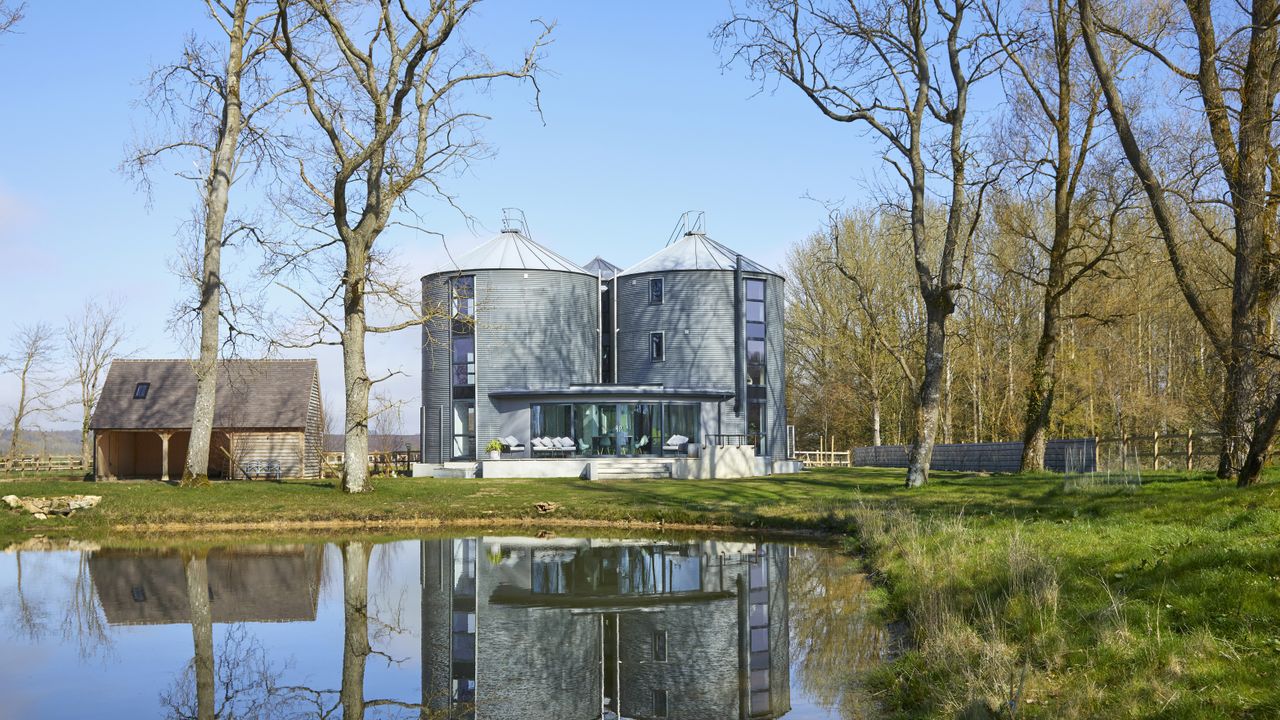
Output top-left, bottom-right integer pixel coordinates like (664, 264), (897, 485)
(133, 382), (150, 399)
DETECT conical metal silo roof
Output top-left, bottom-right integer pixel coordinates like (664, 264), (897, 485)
(583, 256), (623, 280)
(616, 232), (779, 277)
(428, 229), (593, 277)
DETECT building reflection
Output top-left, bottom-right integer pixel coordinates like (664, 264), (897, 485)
(88, 546), (324, 625)
(421, 538), (791, 720)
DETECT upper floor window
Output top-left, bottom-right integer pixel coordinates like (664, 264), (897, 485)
(133, 382), (150, 399)
(650, 331), (665, 362)
(451, 276), (475, 321)
(649, 277), (664, 304)
(652, 630), (668, 662)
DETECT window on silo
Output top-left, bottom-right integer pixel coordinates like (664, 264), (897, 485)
(745, 278), (767, 454)
(650, 331), (665, 362)
(649, 277), (664, 304)
(450, 275), (475, 322)
(450, 275), (476, 460)
(652, 689), (669, 718)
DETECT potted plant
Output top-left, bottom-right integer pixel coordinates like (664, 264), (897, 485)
(485, 439), (504, 460)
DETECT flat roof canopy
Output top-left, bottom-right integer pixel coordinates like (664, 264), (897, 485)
(488, 384), (734, 401)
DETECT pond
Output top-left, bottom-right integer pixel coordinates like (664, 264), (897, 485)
(0, 535), (888, 719)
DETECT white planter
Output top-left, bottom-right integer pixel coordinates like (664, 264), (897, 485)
(488, 451), (502, 460)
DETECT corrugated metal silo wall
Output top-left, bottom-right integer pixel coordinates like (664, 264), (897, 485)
(615, 271), (744, 439)
(615, 271), (788, 456)
(422, 274), (452, 464)
(474, 269), (599, 453)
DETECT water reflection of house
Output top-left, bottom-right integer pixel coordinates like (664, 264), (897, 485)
(88, 546), (324, 625)
(422, 538), (790, 719)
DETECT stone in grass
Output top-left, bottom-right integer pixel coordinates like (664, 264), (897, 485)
(2, 494), (102, 520)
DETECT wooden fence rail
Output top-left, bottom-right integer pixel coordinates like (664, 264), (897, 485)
(1, 455), (85, 475)
(1094, 430), (1223, 472)
(794, 450), (852, 468)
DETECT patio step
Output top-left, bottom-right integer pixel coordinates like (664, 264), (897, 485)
(589, 461), (672, 480)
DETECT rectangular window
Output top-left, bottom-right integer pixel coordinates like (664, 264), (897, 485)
(650, 331), (665, 362)
(652, 689), (668, 718)
(745, 278), (765, 301)
(452, 336), (475, 386)
(133, 382), (150, 399)
(649, 277), (664, 304)
(451, 276), (475, 319)
(652, 630), (667, 662)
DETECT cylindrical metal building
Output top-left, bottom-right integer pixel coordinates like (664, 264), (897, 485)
(613, 230), (787, 457)
(420, 227), (600, 463)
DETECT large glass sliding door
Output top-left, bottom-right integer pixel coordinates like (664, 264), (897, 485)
(530, 401), (700, 457)
(574, 404), (617, 456)
(452, 400), (475, 460)
(627, 404), (659, 456)
(663, 403), (699, 453)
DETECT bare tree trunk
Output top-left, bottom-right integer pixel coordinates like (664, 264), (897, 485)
(341, 244), (372, 494)
(1020, 309), (1058, 472)
(184, 0), (251, 487)
(184, 553), (215, 720)
(341, 541), (372, 720)
(871, 389), (882, 447)
(908, 301), (951, 487)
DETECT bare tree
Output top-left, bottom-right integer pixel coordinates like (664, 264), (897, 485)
(270, 0), (552, 493)
(717, 0), (999, 486)
(981, 0), (1138, 470)
(2, 323), (65, 463)
(66, 301), (130, 472)
(0, 1), (23, 35)
(125, 0), (291, 487)
(1079, 0), (1280, 486)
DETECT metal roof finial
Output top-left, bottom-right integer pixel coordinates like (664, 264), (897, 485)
(666, 210), (706, 246)
(500, 207), (531, 237)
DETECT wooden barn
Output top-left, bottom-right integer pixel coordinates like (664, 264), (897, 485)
(89, 359), (323, 480)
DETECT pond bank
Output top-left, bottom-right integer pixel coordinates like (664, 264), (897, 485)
(1, 468), (1277, 718)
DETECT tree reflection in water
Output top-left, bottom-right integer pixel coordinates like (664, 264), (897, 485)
(789, 548), (890, 719)
(0, 538), (887, 719)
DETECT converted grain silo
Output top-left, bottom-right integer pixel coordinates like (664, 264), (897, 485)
(613, 214), (787, 459)
(420, 218), (600, 463)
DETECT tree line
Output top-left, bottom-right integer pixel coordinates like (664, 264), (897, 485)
(717, 0), (1280, 487)
(0, 1), (550, 492)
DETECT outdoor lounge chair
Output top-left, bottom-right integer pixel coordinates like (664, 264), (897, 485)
(532, 437), (570, 457)
(500, 435), (525, 453)
(663, 434), (689, 454)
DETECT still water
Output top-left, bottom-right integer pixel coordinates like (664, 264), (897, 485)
(0, 536), (887, 719)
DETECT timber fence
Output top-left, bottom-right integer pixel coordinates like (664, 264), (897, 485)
(1, 454), (86, 475)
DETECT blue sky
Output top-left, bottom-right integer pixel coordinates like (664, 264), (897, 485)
(0, 1), (886, 430)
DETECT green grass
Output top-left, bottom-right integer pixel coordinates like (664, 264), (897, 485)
(3, 467), (1278, 718)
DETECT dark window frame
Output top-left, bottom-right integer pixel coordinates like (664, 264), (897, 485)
(652, 630), (668, 662)
(133, 382), (150, 399)
(649, 276), (664, 305)
(650, 331), (665, 362)
(652, 689), (669, 718)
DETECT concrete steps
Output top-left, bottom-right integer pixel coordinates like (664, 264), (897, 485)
(588, 460), (672, 480)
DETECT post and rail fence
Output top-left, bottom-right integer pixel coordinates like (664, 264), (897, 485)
(1, 455), (86, 476)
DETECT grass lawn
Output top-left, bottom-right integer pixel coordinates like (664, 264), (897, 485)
(2, 467), (1278, 718)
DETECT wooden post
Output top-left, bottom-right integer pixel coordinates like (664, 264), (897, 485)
(1152, 430), (1160, 470)
(1093, 436), (1100, 473)
(1121, 433), (1129, 471)
(1186, 429), (1193, 471)
(159, 431), (172, 483)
